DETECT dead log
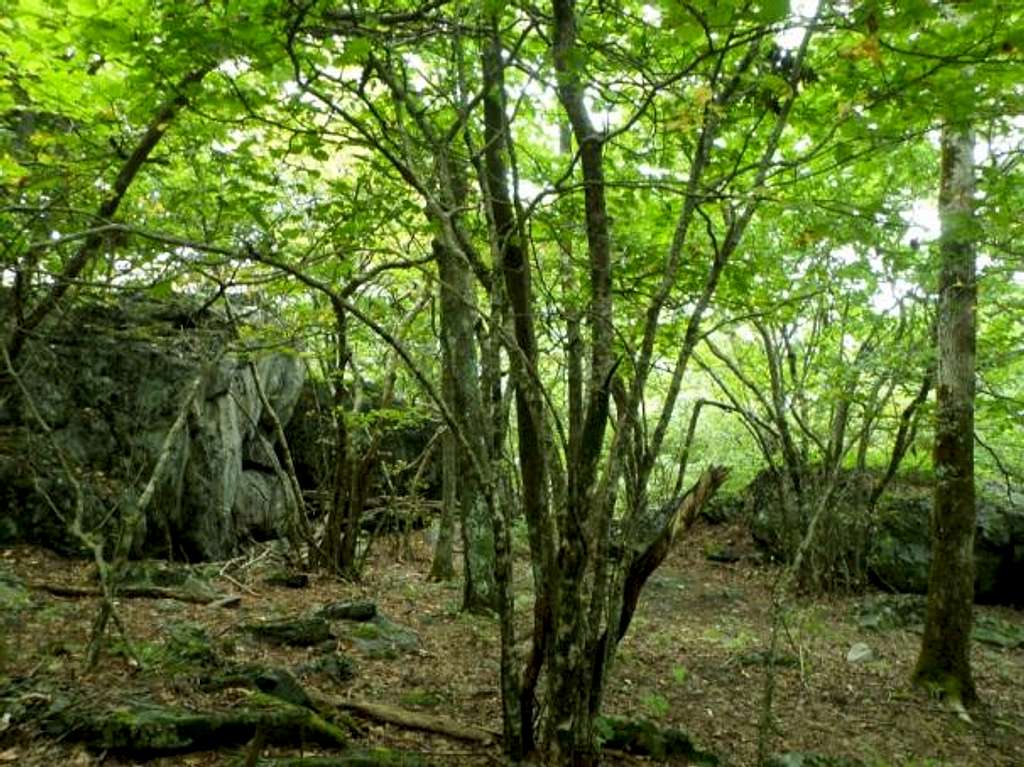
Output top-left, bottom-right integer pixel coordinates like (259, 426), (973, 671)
(617, 464), (730, 641)
(29, 582), (235, 606)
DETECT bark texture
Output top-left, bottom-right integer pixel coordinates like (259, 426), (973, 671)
(913, 124), (978, 704)
(434, 236), (497, 612)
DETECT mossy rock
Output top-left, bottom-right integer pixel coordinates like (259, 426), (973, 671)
(854, 593), (926, 632)
(115, 622), (221, 674)
(348, 617), (418, 659)
(319, 601), (377, 622)
(299, 653), (357, 685)
(242, 616), (331, 647)
(165, 622), (221, 667)
(972, 614), (1024, 649)
(46, 694), (348, 755)
(596, 716), (717, 764)
(203, 664), (313, 709)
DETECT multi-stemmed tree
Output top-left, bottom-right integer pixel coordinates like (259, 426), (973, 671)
(4, 1), (1023, 763)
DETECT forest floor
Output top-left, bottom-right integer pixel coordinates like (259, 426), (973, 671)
(1, 519), (1022, 766)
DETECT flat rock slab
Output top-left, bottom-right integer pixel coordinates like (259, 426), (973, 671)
(845, 642), (878, 664)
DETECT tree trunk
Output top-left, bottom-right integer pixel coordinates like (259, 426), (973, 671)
(913, 123), (978, 705)
(434, 236), (496, 612)
(428, 421), (457, 580)
(324, 303), (352, 572)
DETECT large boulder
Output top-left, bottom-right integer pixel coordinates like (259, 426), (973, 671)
(740, 468), (1024, 605)
(0, 294), (305, 560)
(868, 482), (1024, 605)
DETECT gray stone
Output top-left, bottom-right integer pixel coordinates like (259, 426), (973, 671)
(0, 294), (306, 560)
(298, 653), (357, 684)
(319, 600), (377, 621)
(242, 616), (331, 647)
(845, 642), (877, 664)
(740, 469), (1024, 605)
(348, 616), (419, 659)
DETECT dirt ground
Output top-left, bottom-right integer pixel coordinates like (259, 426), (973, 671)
(1, 521), (1022, 766)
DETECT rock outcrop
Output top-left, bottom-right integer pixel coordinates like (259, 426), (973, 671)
(739, 468), (1023, 605)
(0, 294), (305, 560)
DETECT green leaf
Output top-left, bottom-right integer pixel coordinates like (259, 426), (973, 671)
(483, 0), (506, 17)
(705, 1), (736, 26)
(147, 280), (174, 299)
(755, 0), (789, 24)
(340, 36), (370, 64)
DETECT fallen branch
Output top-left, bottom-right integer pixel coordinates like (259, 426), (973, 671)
(317, 695), (498, 745)
(29, 582), (236, 606)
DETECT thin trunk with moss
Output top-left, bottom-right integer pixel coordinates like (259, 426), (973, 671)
(913, 123), (978, 705)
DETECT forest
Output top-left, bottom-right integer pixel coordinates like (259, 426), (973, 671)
(1, 1), (1023, 765)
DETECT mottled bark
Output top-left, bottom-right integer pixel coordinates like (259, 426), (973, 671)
(549, 0), (616, 760)
(435, 236), (496, 612)
(913, 124), (978, 705)
(428, 419), (457, 580)
(478, 19), (543, 756)
(322, 302), (372, 576)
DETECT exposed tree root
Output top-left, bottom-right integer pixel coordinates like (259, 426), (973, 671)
(316, 694), (498, 745)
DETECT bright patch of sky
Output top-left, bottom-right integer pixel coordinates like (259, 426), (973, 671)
(901, 200), (940, 246)
(637, 163), (672, 179)
(833, 244), (920, 315)
(777, 0), (819, 49)
(517, 177), (544, 203)
(641, 4), (662, 26)
(833, 244), (858, 265)
(980, 115), (1024, 160)
(282, 79), (321, 107)
(403, 53), (429, 91)
(584, 95), (620, 133)
(218, 58), (251, 78)
(871, 278), (915, 313)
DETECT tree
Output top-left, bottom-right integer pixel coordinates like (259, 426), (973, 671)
(913, 122), (978, 705)
(5, 0), (1024, 763)
(696, 287), (933, 590)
